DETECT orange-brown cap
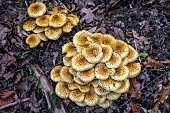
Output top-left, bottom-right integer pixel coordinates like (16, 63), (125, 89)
(37, 32), (48, 41)
(77, 68), (95, 82)
(53, 5), (68, 14)
(33, 26), (44, 33)
(60, 66), (73, 83)
(23, 20), (36, 31)
(50, 66), (62, 82)
(36, 15), (50, 27)
(44, 27), (62, 40)
(28, 2), (46, 18)
(87, 33), (103, 45)
(26, 34), (41, 48)
(62, 42), (77, 57)
(102, 34), (116, 47)
(127, 62), (141, 78)
(69, 89), (85, 103)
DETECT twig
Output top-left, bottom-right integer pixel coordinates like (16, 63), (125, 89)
(0, 98), (30, 110)
(120, 97), (132, 107)
(44, 91), (52, 109)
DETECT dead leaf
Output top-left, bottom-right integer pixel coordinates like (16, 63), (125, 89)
(166, 2), (170, 9)
(160, 60), (170, 64)
(0, 24), (10, 47)
(88, 26), (97, 33)
(132, 104), (141, 113)
(128, 78), (141, 99)
(152, 87), (170, 112)
(143, 0), (155, 5)
(143, 57), (164, 68)
(113, 27), (124, 40)
(126, 32), (133, 37)
(80, 8), (95, 23)
(0, 53), (16, 66)
(0, 90), (16, 107)
(2, 72), (15, 80)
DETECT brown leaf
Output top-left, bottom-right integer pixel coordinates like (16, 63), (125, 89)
(152, 87), (170, 112)
(166, 2), (170, 9)
(143, 57), (164, 68)
(88, 26), (97, 33)
(0, 24), (10, 46)
(0, 53), (16, 66)
(132, 104), (141, 113)
(80, 8), (95, 23)
(113, 27), (125, 40)
(2, 72), (15, 80)
(128, 78), (141, 99)
(0, 90), (16, 107)
(160, 60), (170, 64)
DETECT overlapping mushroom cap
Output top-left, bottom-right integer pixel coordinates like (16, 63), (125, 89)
(23, 2), (79, 48)
(50, 30), (141, 108)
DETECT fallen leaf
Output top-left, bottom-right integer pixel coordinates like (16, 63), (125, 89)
(132, 104), (141, 113)
(143, 57), (164, 68)
(80, 8), (95, 23)
(160, 60), (170, 64)
(2, 72), (15, 80)
(166, 2), (170, 9)
(113, 27), (124, 40)
(96, 27), (106, 34)
(128, 78), (141, 99)
(0, 90), (16, 107)
(0, 24), (10, 47)
(0, 53), (16, 66)
(152, 87), (170, 112)
(88, 26), (97, 33)
(126, 32), (133, 37)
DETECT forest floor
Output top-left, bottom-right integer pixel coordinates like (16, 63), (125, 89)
(0, 0), (170, 113)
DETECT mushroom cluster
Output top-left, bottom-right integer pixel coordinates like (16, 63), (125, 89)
(23, 2), (79, 48)
(50, 30), (141, 108)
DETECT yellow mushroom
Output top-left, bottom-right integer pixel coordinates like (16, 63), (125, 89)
(68, 82), (79, 90)
(73, 76), (88, 85)
(113, 40), (129, 59)
(94, 86), (110, 96)
(62, 42), (77, 57)
(28, 2), (46, 18)
(78, 84), (90, 93)
(60, 66), (73, 83)
(62, 20), (74, 33)
(102, 34), (116, 47)
(44, 27), (62, 40)
(126, 45), (139, 63)
(127, 62), (141, 78)
(82, 43), (103, 64)
(113, 79), (130, 93)
(26, 34), (41, 48)
(110, 66), (129, 81)
(98, 95), (106, 104)
(106, 92), (121, 100)
(63, 56), (72, 66)
(37, 32), (48, 41)
(105, 52), (122, 69)
(89, 79), (99, 88)
(71, 53), (95, 71)
(33, 26), (44, 33)
(53, 5), (68, 14)
(101, 44), (113, 63)
(77, 68), (95, 83)
(98, 79), (122, 91)
(55, 81), (70, 99)
(69, 67), (77, 76)
(36, 15), (50, 27)
(69, 89), (85, 103)
(50, 66), (62, 82)
(49, 13), (67, 28)
(98, 99), (112, 108)
(120, 57), (128, 66)
(87, 33), (103, 45)
(67, 14), (79, 25)
(23, 20), (36, 31)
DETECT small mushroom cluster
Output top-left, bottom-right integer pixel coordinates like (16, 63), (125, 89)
(50, 30), (141, 108)
(23, 2), (79, 48)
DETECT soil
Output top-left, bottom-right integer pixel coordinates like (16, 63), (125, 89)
(0, 0), (169, 113)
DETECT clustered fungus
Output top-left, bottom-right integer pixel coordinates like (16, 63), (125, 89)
(50, 30), (141, 108)
(23, 2), (79, 48)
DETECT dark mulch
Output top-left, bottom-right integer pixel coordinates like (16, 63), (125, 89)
(0, 0), (169, 113)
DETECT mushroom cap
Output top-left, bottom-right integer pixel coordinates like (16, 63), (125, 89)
(62, 42), (77, 57)
(28, 2), (46, 18)
(94, 86), (110, 96)
(71, 53), (95, 71)
(84, 88), (99, 106)
(69, 89), (85, 103)
(101, 44), (113, 63)
(82, 43), (103, 64)
(112, 40), (129, 59)
(77, 68), (95, 82)
(90, 79), (99, 88)
(67, 17), (78, 26)
(110, 66), (129, 81)
(44, 27), (62, 40)
(98, 79), (122, 91)
(53, 5), (68, 14)
(127, 45), (139, 63)
(73, 30), (92, 47)
(23, 20), (36, 31)
(36, 15), (50, 27)
(78, 84), (90, 93)
(95, 63), (112, 80)
(114, 79), (130, 93)
(69, 67), (77, 76)
(120, 57), (128, 66)
(26, 34), (41, 48)
(75, 41), (91, 53)
(127, 62), (141, 78)
(98, 95), (106, 104)
(102, 34), (116, 47)
(68, 82), (79, 90)
(49, 13), (67, 28)
(105, 52), (122, 68)
(98, 99), (112, 108)
(37, 32), (48, 41)
(75, 102), (87, 107)
(33, 26), (44, 33)
(55, 81), (70, 99)
(106, 92), (121, 100)
(62, 21), (74, 33)
(87, 33), (103, 45)
(68, 14), (79, 23)
(74, 76), (88, 85)
(60, 66), (73, 83)
(63, 56), (72, 66)
(47, 11), (54, 15)
(50, 66), (62, 82)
